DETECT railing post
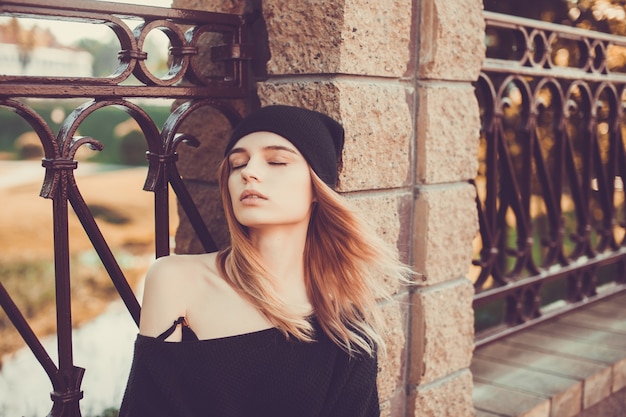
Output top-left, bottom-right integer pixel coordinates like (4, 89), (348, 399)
(48, 163), (84, 417)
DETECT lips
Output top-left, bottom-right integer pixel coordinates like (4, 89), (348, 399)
(239, 189), (268, 202)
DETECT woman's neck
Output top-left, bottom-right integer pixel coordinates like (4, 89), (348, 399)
(249, 224), (311, 311)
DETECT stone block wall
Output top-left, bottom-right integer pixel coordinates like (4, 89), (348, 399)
(171, 0), (485, 415)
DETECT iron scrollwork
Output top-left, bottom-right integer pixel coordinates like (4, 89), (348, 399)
(0, 0), (251, 415)
(473, 12), (626, 346)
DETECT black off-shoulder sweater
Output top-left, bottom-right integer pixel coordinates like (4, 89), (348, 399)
(118, 318), (380, 417)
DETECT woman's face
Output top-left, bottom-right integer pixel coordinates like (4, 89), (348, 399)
(227, 132), (315, 231)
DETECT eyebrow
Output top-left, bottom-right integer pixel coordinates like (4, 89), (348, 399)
(228, 145), (298, 156)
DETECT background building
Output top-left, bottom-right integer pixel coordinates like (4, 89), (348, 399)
(0, 18), (92, 77)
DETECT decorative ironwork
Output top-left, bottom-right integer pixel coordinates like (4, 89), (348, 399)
(473, 11), (626, 346)
(0, 0), (253, 98)
(0, 1), (251, 415)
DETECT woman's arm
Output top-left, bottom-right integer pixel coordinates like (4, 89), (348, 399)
(139, 256), (187, 341)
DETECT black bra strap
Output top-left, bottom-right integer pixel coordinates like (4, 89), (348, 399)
(157, 316), (186, 341)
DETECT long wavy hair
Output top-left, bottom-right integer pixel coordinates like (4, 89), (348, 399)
(216, 159), (410, 357)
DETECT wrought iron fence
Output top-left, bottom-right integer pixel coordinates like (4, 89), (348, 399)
(0, 1), (251, 415)
(473, 11), (626, 347)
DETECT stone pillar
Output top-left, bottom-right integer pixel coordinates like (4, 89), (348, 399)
(256, 1), (414, 415)
(409, 0), (484, 416)
(171, 0), (485, 415)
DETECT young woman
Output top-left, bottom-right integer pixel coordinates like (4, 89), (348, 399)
(119, 105), (410, 417)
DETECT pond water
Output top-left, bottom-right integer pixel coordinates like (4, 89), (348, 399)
(0, 298), (139, 417)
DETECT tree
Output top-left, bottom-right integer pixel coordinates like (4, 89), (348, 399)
(6, 18), (35, 71)
(75, 37), (120, 77)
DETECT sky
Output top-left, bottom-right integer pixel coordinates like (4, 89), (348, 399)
(3, 0), (174, 46)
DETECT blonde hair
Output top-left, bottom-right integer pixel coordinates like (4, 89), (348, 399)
(216, 160), (410, 357)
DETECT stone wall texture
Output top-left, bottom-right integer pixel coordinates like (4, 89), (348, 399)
(172, 0), (486, 415)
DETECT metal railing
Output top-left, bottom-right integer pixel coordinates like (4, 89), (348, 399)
(0, 1), (251, 415)
(473, 11), (626, 347)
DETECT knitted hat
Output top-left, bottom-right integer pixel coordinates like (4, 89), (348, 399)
(224, 105), (344, 188)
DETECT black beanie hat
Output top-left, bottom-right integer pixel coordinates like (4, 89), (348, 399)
(224, 105), (345, 188)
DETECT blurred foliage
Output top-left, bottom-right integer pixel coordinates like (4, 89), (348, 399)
(485, 0), (626, 35)
(93, 407), (119, 417)
(75, 38), (120, 77)
(0, 100), (172, 165)
(76, 33), (169, 79)
(0, 259), (54, 322)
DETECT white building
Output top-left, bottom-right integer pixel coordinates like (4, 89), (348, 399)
(0, 42), (93, 77)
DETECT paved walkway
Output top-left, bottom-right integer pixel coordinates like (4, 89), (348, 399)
(473, 291), (626, 417)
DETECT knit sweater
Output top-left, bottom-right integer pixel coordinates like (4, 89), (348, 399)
(118, 318), (380, 417)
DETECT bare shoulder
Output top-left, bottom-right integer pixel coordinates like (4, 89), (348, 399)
(141, 252), (272, 340)
(139, 252), (222, 339)
(145, 252), (220, 285)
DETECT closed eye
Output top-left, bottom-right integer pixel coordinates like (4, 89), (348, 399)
(231, 163), (247, 170)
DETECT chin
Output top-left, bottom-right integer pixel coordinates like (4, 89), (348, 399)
(233, 214), (271, 228)
(235, 216), (310, 230)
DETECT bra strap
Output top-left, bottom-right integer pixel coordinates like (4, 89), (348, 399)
(157, 316), (186, 341)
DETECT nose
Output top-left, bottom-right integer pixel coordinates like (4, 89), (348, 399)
(240, 160), (260, 182)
